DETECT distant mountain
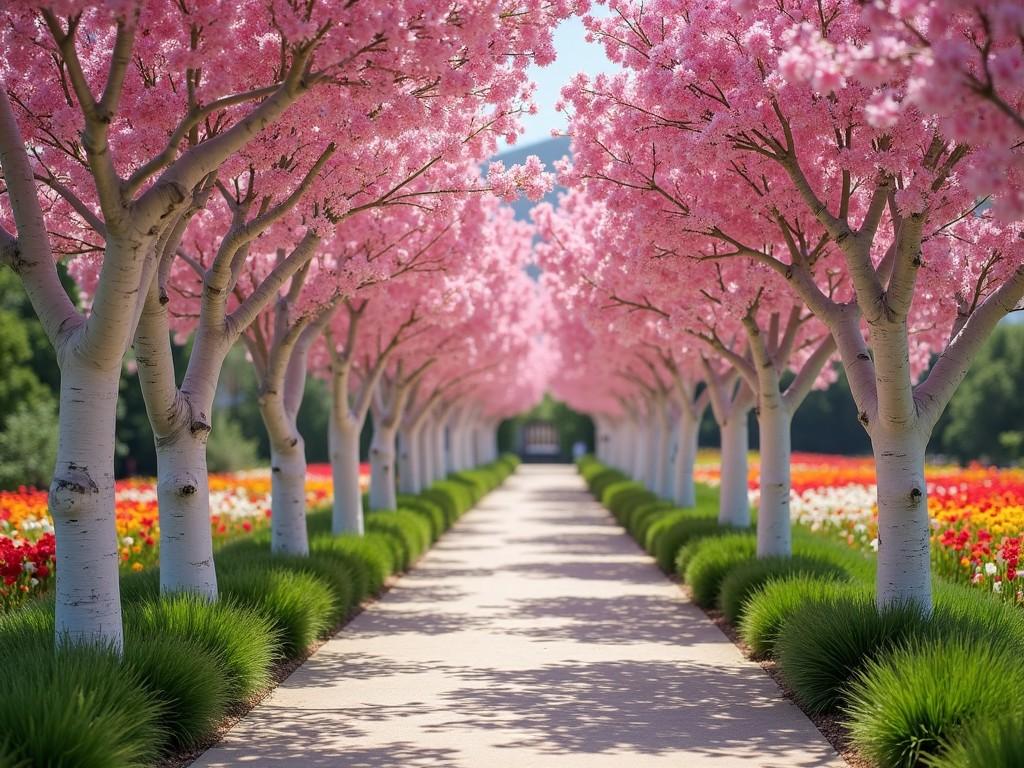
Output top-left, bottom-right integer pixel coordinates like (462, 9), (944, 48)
(493, 135), (572, 220)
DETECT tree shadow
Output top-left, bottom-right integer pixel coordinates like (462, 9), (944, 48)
(431, 659), (837, 765)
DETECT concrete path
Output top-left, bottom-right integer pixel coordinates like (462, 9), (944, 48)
(195, 465), (845, 768)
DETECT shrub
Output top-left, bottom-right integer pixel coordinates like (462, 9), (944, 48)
(682, 533), (756, 607)
(775, 593), (928, 714)
(0, 399), (58, 491)
(215, 547), (357, 623)
(626, 500), (674, 540)
(588, 467), (630, 499)
(396, 494), (447, 540)
(421, 486), (462, 525)
(846, 637), (1024, 768)
(124, 634), (228, 750)
(434, 480), (475, 517)
(925, 715), (1024, 768)
(718, 555), (848, 624)
(310, 533), (394, 595)
(366, 509), (433, 571)
(740, 576), (866, 659)
(124, 594), (277, 702)
(0, 609), (164, 767)
(648, 512), (724, 572)
(219, 567), (336, 657)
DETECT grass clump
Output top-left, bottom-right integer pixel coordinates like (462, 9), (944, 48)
(219, 567), (336, 657)
(740, 576), (866, 659)
(366, 509), (432, 571)
(124, 594), (277, 702)
(718, 555), (848, 624)
(0, 608), (164, 767)
(310, 532), (394, 595)
(627, 500), (675, 542)
(396, 494), (447, 541)
(124, 634), (228, 750)
(925, 715), (1024, 768)
(846, 636), (1024, 768)
(648, 513), (723, 572)
(775, 593), (928, 714)
(682, 533), (756, 607)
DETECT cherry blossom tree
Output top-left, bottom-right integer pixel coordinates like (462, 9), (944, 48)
(0, 0), (372, 647)
(563, 0), (1024, 610)
(1, 0), (570, 644)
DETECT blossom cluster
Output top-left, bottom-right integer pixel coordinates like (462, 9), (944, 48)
(0, 464), (366, 610)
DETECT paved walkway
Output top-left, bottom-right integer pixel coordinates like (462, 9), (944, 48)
(196, 465), (845, 767)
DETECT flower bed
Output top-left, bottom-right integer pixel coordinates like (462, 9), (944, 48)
(0, 464), (367, 610)
(696, 451), (1024, 597)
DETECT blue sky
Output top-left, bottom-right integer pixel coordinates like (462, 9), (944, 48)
(504, 10), (619, 150)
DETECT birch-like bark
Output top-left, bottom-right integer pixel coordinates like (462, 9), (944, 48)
(672, 408), (701, 508)
(369, 363), (427, 511)
(329, 414), (364, 535)
(702, 361), (753, 527)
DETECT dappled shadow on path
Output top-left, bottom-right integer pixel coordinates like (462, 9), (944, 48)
(432, 659), (832, 765)
(506, 593), (711, 646)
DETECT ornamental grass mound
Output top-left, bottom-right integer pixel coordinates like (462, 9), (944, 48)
(0, 607), (163, 767)
(717, 555), (848, 625)
(925, 714), (1024, 768)
(774, 593), (928, 714)
(845, 636), (1024, 768)
(682, 533), (757, 607)
(218, 567), (336, 658)
(124, 634), (229, 750)
(739, 576), (867, 659)
(124, 594), (277, 702)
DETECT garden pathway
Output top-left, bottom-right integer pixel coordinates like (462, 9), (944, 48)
(195, 464), (845, 768)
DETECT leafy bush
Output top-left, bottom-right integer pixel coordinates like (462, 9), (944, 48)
(205, 410), (261, 473)
(0, 399), (58, 491)
(124, 594), (277, 702)
(846, 637), (1024, 768)
(0, 608), (164, 767)
(775, 593), (928, 714)
(124, 634), (228, 750)
(219, 567), (336, 657)
(682, 533), (756, 607)
(718, 555), (848, 624)
(740, 576), (866, 659)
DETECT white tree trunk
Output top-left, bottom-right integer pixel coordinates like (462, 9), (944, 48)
(435, 416), (449, 481)
(646, 410), (662, 491)
(329, 417), (364, 535)
(369, 422), (399, 511)
(50, 364), (124, 649)
(398, 425), (422, 495)
(270, 437), (309, 555)
(756, 405), (793, 557)
(873, 432), (931, 611)
(655, 401), (673, 498)
(419, 418), (436, 489)
(630, 419), (648, 482)
(718, 412), (751, 527)
(156, 429), (218, 598)
(672, 410), (700, 508)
